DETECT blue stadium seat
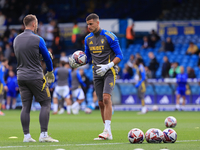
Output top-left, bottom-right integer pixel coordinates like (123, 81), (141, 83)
(145, 85), (155, 95)
(119, 84), (137, 95)
(190, 85), (200, 94)
(155, 85), (173, 95)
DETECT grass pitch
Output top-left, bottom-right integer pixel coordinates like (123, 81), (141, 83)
(0, 110), (199, 150)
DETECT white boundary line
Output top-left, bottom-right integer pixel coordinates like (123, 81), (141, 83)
(0, 140), (199, 149)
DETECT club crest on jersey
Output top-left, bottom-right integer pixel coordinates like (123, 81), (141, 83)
(109, 82), (113, 87)
(101, 39), (104, 44)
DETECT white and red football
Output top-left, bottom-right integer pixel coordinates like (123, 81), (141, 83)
(145, 128), (164, 143)
(72, 50), (87, 65)
(163, 128), (177, 143)
(145, 128), (155, 143)
(128, 128), (144, 144)
(165, 116), (177, 128)
(84, 108), (92, 114)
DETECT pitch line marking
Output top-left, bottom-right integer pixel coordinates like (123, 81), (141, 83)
(0, 140), (199, 149)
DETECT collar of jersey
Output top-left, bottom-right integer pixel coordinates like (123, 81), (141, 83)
(93, 28), (102, 37)
(24, 29), (34, 34)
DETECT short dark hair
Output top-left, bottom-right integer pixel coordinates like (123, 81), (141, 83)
(60, 61), (66, 66)
(2, 58), (8, 62)
(136, 58), (144, 66)
(23, 14), (37, 27)
(86, 13), (99, 21)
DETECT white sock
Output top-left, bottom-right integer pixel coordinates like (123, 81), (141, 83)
(105, 120), (111, 134)
(67, 105), (71, 114)
(24, 133), (31, 139)
(176, 104), (180, 109)
(53, 104), (58, 112)
(72, 101), (79, 109)
(12, 104), (16, 109)
(40, 132), (48, 138)
(91, 102), (95, 109)
(6, 105), (10, 110)
(141, 106), (146, 113)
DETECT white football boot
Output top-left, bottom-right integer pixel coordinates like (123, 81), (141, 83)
(39, 136), (59, 142)
(23, 137), (36, 142)
(72, 105), (80, 115)
(97, 129), (113, 140)
(58, 108), (64, 114)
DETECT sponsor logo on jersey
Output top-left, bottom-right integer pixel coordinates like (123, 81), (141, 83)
(159, 96), (169, 104)
(101, 39), (104, 44)
(89, 46), (104, 50)
(125, 95), (135, 104)
(89, 41), (93, 44)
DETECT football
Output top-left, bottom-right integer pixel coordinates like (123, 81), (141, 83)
(165, 116), (177, 128)
(72, 50), (87, 65)
(152, 105), (159, 111)
(145, 128), (164, 143)
(145, 128), (155, 143)
(85, 108), (92, 114)
(128, 128), (144, 144)
(163, 128), (177, 143)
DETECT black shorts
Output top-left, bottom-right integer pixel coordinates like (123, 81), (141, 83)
(138, 82), (146, 100)
(93, 69), (117, 101)
(18, 77), (51, 103)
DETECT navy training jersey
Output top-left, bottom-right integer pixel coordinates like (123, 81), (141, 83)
(84, 29), (123, 74)
(176, 73), (187, 90)
(13, 29), (53, 80)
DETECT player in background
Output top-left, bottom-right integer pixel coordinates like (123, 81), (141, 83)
(13, 14), (58, 142)
(69, 13), (123, 140)
(134, 58), (147, 114)
(52, 58), (72, 115)
(87, 85), (98, 111)
(175, 66), (187, 111)
(0, 58), (8, 115)
(6, 70), (18, 110)
(71, 68), (86, 114)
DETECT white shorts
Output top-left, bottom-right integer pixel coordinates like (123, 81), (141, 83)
(53, 85), (70, 99)
(72, 88), (85, 100)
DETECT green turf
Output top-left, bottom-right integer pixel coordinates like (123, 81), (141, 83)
(0, 110), (199, 150)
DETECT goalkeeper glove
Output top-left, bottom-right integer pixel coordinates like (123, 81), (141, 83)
(45, 71), (55, 83)
(96, 62), (114, 76)
(69, 56), (81, 68)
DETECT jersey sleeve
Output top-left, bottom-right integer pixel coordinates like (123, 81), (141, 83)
(15, 76), (18, 88)
(105, 31), (123, 60)
(139, 65), (146, 81)
(0, 67), (6, 86)
(84, 36), (92, 63)
(68, 69), (72, 88)
(54, 68), (58, 82)
(39, 37), (53, 72)
(76, 70), (86, 87)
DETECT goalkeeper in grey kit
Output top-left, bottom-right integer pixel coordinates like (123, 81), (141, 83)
(69, 13), (123, 140)
(13, 14), (58, 142)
